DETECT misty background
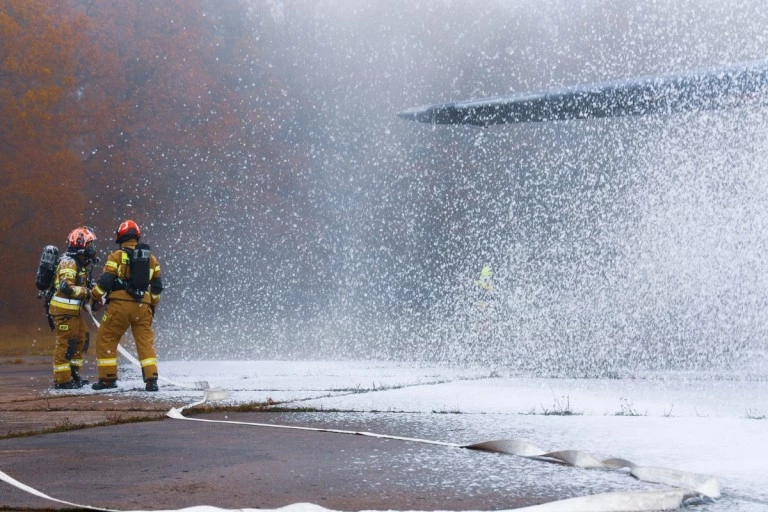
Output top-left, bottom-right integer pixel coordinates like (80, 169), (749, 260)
(73, 0), (768, 374)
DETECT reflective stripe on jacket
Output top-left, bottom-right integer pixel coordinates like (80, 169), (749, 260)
(49, 255), (90, 314)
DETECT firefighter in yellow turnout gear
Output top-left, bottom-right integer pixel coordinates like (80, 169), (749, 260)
(475, 265), (494, 306)
(50, 227), (98, 389)
(473, 265), (496, 340)
(90, 220), (163, 391)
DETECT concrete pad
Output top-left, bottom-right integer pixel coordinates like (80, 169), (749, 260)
(0, 357), (554, 511)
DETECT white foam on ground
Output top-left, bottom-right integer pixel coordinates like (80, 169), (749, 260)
(42, 359), (768, 511)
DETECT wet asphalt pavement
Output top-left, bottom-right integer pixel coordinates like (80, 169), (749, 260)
(1, 357), (559, 511)
(1, 415), (561, 511)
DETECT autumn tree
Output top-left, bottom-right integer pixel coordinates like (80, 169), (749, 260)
(2, 0), (317, 335)
(71, 1), (264, 222)
(69, 1), (326, 323)
(0, 0), (108, 324)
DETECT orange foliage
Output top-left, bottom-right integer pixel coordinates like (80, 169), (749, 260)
(76, 0), (258, 223)
(0, 0), (97, 324)
(2, 0), (296, 328)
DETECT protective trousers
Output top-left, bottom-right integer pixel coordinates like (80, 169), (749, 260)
(95, 300), (158, 382)
(52, 314), (88, 384)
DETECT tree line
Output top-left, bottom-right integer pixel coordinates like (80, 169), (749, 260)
(4, 0), (753, 350)
(3, 0), (308, 324)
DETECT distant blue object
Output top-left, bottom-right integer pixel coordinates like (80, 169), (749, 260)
(398, 60), (768, 126)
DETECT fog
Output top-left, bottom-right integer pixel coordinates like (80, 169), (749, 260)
(145, 0), (768, 375)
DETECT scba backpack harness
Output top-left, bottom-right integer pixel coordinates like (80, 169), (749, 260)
(36, 242), (96, 331)
(124, 243), (151, 301)
(35, 245), (60, 330)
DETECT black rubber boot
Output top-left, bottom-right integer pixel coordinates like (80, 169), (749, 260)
(91, 379), (117, 390)
(70, 366), (89, 386)
(54, 380), (83, 390)
(145, 378), (159, 392)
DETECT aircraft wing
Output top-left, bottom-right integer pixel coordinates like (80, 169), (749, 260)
(398, 60), (768, 126)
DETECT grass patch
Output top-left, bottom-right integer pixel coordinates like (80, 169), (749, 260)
(1, 413), (162, 439)
(431, 406), (462, 414)
(183, 402), (351, 415)
(526, 394), (582, 416)
(613, 397), (646, 416)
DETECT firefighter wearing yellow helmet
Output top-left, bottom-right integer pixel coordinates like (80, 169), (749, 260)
(90, 220), (164, 391)
(471, 264), (495, 311)
(476, 265), (494, 293)
(50, 227), (98, 389)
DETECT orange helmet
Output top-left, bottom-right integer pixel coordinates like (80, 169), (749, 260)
(67, 227), (97, 249)
(115, 220), (141, 243)
(66, 227), (97, 261)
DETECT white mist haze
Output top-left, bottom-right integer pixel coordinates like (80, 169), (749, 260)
(138, 0), (768, 374)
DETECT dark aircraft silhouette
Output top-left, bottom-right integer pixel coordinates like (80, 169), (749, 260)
(398, 59), (768, 126)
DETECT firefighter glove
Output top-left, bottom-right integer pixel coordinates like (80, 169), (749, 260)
(58, 280), (73, 296)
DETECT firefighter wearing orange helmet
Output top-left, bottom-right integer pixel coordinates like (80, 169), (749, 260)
(90, 220), (164, 391)
(50, 227), (98, 389)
